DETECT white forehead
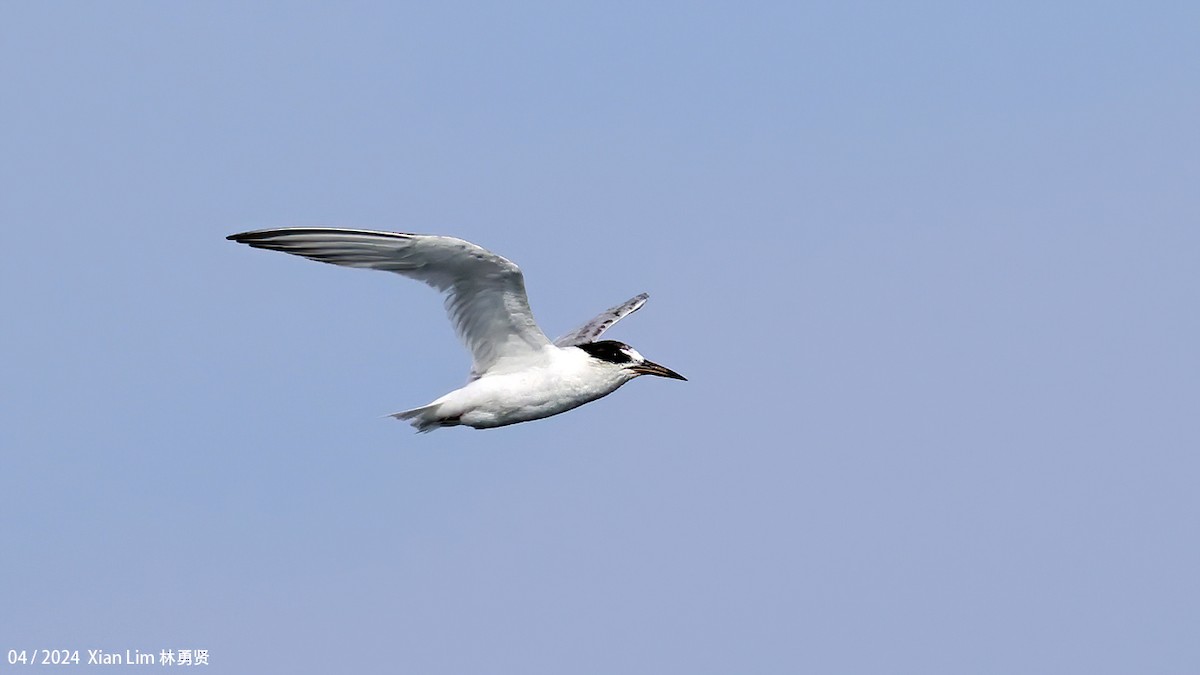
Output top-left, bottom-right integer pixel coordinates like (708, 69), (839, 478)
(621, 346), (644, 362)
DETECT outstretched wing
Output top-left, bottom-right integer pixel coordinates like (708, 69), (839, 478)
(554, 293), (649, 347)
(227, 228), (552, 376)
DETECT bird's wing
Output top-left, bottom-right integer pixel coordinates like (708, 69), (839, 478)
(227, 228), (552, 376)
(554, 293), (649, 347)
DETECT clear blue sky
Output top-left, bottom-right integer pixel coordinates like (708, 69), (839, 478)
(3, 2), (1197, 673)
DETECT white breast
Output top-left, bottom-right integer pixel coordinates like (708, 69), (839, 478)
(432, 346), (635, 428)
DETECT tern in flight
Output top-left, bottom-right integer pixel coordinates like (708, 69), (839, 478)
(227, 228), (686, 432)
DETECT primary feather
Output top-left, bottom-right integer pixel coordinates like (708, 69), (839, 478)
(555, 293), (649, 347)
(226, 228), (551, 377)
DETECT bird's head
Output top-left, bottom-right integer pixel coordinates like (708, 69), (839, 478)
(576, 340), (687, 382)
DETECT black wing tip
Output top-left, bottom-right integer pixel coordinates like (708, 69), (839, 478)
(226, 227), (416, 244)
(226, 228), (275, 243)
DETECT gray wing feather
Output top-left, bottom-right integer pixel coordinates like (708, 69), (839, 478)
(227, 227), (552, 376)
(554, 293), (649, 347)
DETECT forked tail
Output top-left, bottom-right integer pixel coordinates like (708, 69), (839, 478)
(390, 404), (461, 433)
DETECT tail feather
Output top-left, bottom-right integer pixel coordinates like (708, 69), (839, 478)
(390, 404), (460, 433)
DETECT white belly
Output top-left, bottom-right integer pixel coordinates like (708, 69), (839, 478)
(449, 369), (623, 428)
(423, 349), (632, 429)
